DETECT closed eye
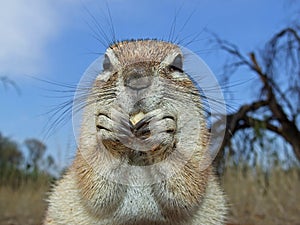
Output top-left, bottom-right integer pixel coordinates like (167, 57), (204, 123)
(162, 115), (175, 120)
(168, 65), (184, 73)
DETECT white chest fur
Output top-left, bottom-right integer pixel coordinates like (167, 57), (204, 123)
(112, 185), (165, 223)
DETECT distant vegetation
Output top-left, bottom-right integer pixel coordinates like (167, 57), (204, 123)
(0, 132), (56, 224)
(0, 132), (56, 187)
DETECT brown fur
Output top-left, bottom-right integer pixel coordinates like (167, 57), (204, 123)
(44, 40), (227, 225)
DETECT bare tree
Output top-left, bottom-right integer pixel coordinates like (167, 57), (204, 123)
(0, 76), (20, 94)
(211, 26), (300, 163)
(25, 138), (46, 170)
(0, 133), (23, 167)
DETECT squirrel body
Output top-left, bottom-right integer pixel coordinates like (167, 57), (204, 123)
(44, 40), (227, 225)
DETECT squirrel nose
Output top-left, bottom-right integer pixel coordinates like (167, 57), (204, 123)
(124, 68), (152, 91)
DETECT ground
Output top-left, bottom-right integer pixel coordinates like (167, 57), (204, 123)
(0, 166), (299, 225)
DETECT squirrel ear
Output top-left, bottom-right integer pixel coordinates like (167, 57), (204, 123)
(170, 54), (183, 71)
(103, 54), (112, 71)
(161, 52), (184, 72)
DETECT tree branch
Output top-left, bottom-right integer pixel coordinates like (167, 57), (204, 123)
(211, 28), (300, 162)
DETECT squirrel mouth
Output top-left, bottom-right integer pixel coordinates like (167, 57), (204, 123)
(130, 111), (145, 126)
(129, 111), (151, 139)
(129, 111), (176, 139)
(96, 108), (177, 165)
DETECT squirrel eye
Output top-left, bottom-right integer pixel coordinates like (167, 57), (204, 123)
(103, 54), (112, 71)
(169, 54), (183, 72)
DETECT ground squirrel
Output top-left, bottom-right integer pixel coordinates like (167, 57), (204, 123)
(44, 39), (227, 225)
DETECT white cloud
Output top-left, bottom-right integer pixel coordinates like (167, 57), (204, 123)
(0, 0), (206, 77)
(0, 0), (79, 77)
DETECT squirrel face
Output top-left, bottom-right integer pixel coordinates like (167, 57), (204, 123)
(81, 40), (204, 167)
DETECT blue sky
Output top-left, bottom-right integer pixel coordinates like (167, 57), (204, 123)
(0, 0), (295, 168)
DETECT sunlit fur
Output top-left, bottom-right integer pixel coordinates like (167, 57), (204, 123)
(44, 40), (227, 225)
